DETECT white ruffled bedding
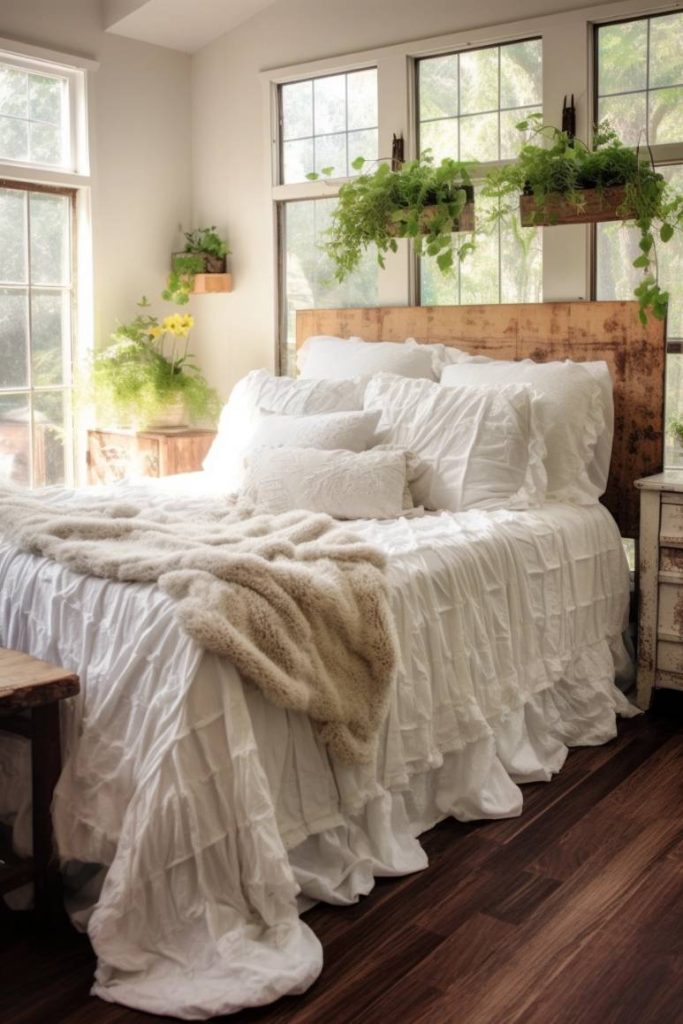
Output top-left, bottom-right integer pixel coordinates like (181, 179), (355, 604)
(0, 473), (636, 1020)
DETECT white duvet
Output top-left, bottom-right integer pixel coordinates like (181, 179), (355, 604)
(0, 473), (636, 1019)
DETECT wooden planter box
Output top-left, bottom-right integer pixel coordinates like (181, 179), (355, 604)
(387, 200), (476, 236)
(520, 185), (636, 226)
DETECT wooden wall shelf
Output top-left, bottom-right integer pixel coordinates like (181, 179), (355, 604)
(193, 272), (232, 294)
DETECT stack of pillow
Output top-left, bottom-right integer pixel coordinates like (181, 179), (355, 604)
(202, 334), (613, 521)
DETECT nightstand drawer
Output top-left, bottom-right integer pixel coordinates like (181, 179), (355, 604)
(659, 546), (683, 579)
(657, 581), (683, 640)
(656, 640), (683, 675)
(660, 498), (683, 546)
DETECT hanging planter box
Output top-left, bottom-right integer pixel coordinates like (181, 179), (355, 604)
(387, 186), (476, 237)
(519, 185), (636, 227)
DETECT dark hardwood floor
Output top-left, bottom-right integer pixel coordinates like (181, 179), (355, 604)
(2, 692), (682, 1024)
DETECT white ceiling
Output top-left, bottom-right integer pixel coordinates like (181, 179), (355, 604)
(103, 0), (278, 53)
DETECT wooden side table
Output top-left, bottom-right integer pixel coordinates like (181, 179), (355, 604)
(87, 427), (216, 485)
(0, 649), (79, 921)
(635, 471), (683, 709)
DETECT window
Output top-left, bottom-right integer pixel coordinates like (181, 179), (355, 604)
(280, 69), (378, 183)
(595, 13), (683, 467)
(596, 13), (683, 147)
(417, 40), (543, 306)
(0, 183), (75, 487)
(280, 199), (378, 373)
(276, 68), (380, 373)
(0, 49), (87, 174)
(0, 44), (90, 487)
(418, 39), (542, 163)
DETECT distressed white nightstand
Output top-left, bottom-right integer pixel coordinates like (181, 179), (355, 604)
(635, 471), (683, 709)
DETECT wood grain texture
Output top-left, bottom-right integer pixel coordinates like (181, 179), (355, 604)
(296, 301), (666, 539)
(2, 706), (682, 1024)
(519, 186), (634, 226)
(0, 648), (79, 708)
(87, 428), (215, 484)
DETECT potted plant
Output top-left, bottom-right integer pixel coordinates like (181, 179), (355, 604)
(88, 298), (220, 430)
(311, 153), (476, 281)
(483, 117), (683, 323)
(163, 226), (231, 304)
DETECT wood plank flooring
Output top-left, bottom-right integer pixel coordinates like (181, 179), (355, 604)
(2, 692), (682, 1024)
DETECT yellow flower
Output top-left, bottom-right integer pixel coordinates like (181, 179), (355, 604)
(148, 325), (163, 338)
(161, 313), (194, 337)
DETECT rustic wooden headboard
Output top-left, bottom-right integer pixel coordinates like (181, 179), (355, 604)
(296, 301), (666, 538)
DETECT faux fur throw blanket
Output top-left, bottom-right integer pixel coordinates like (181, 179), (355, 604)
(0, 489), (397, 764)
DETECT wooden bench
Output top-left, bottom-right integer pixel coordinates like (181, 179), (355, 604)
(0, 648), (79, 921)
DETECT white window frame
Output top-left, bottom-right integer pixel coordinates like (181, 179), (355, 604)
(264, 0), (683, 371)
(0, 37), (96, 485)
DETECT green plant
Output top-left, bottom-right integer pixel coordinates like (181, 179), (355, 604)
(88, 298), (220, 428)
(162, 227), (230, 304)
(162, 253), (205, 305)
(184, 226), (229, 260)
(311, 153), (476, 281)
(483, 116), (683, 322)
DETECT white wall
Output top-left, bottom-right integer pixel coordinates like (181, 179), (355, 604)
(189, 0), (628, 397)
(0, 0), (192, 346)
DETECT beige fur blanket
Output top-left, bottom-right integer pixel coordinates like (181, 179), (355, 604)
(0, 489), (397, 764)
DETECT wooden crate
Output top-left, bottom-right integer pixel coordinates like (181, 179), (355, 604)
(519, 185), (636, 226)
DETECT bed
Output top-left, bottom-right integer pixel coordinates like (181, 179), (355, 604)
(0, 300), (666, 1020)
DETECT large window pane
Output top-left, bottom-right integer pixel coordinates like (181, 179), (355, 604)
(0, 62), (66, 167)
(0, 188), (27, 283)
(280, 69), (378, 183)
(421, 188), (542, 306)
(0, 186), (74, 486)
(596, 12), (683, 146)
(281, 198), (379, 374)
(418, 39), (542, 164)
(418, 40), (542, 307)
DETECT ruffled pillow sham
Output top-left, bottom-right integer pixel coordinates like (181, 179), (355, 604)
(363, 373), (547, 512)
(440, 359), (608, 504)
(243, 446), (413, 519)
(297, 335), (440, 381)
(203, 370), (366, 489)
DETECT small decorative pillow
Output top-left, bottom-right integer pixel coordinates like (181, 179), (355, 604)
(251, 408), (380, 453)
(364, 373), (547, 512)
(243, 446), (413, 519)
(297, 335), (439, 381)
(203, 369), (365, 489)
(441, 359), (606, 504)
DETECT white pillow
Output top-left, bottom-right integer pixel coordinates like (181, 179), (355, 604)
(297, 336), (439, 380)
(244, 446), (412, 519)
(440, 360), (606, 504)
(363, 373), (546, 512)
(251, 409), (380, 453)
(203, 370), (365, 489)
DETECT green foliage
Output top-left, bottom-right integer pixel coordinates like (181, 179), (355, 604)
(162, 253), (205, 305)
(183, 226), (230, 260)
(317, 153), (476, 281)
(87, 299), (220, 429)
(483, 116), (683, 322)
